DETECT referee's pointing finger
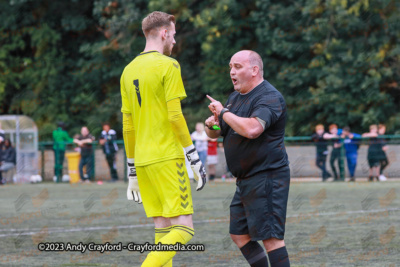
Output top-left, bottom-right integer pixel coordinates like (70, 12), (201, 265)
(206, 95), (217, 102)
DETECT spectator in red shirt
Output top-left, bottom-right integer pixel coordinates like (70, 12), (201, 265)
(207, 138), (218, 181)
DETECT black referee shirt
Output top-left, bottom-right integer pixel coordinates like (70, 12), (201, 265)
(220, 80), (289, 179)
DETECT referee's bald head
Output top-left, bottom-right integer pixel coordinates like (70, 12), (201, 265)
(233, 50), (264, 77)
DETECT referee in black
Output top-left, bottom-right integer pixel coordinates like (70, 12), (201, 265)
(205, 50), (290, 267)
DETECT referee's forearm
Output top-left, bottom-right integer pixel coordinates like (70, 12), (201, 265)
(222, 112), (253, 139)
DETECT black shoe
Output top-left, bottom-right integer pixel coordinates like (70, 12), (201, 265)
(326, 172), (332, 179)
(368, 176), (373, 182)
(375, 176), (380, 182)
(349, 177), (355, 182)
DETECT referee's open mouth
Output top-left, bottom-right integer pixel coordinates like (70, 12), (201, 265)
(232, 78), (238, 85)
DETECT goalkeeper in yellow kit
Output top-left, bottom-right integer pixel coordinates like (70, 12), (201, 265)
(120, 11), (207, 267)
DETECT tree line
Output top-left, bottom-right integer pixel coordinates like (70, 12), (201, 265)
(0, 0), (399, 140)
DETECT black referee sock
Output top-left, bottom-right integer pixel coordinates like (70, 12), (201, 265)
(267, 246), (290, 267)
(240, 241), (269, 267)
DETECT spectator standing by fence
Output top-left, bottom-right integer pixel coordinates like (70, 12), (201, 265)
(74, 126), (95, 183)
(52, 122), (72, 182)
(378, 124), (389, 181)
(311, 124), (339, 181)
(191, 122), (208, 165)
(362, 124), (380, 182)
(207, 138), (218, 181)
(340, 126), (361, 182)
(99, 122), (119, 182)
(0, 139), (16, 184)
(312, 124), (331, 181)
(328, 124), (344, 181)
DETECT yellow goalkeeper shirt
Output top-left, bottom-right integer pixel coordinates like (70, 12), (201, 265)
(120, 50), (187, 166)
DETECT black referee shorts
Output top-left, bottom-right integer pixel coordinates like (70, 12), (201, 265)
(229, 166), (290, 241)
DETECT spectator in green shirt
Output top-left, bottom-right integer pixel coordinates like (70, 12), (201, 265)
(53, 122), (72, 182)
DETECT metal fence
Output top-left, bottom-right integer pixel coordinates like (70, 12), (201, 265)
(284, 135), (400, 179)
(37, 135), (400, 182)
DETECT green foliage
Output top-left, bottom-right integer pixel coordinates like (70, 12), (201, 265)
(254, 0), (400, 135)
(0, 0), (399, 139)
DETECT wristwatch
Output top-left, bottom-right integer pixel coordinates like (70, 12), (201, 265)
(220, 108), (230, 118)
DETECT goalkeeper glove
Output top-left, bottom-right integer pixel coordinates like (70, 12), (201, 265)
(126, 159), (142, 204)
(184, 144), (207, 191)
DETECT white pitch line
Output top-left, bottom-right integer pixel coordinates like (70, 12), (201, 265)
(1, 207), (399, 238)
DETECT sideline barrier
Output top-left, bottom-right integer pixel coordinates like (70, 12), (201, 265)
(38, 135), (400, 181)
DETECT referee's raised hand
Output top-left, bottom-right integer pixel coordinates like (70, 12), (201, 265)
(207, 95), (223, 116)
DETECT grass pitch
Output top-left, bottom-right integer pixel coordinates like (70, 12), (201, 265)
(0, 179), (399, 266)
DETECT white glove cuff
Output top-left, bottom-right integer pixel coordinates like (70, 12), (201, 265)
(184, 144), (195, 153)
(127, 158), (135, 164)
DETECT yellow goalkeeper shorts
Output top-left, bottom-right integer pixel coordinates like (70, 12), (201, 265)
(137, 159), (194, 218)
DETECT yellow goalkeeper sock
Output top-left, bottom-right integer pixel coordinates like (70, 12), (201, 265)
(142, 225), (194, 267)
(155, 226), (172, 267)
